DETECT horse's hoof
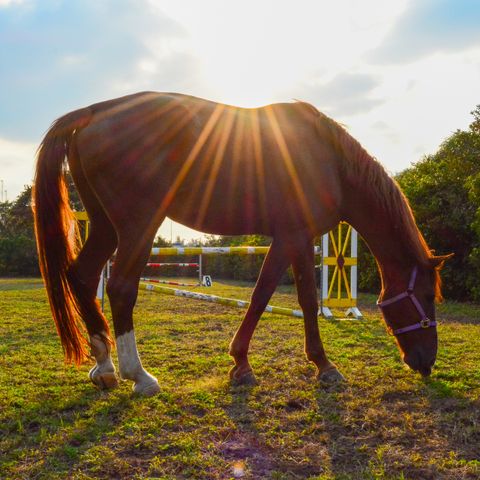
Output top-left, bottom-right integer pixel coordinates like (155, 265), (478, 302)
(132, 371), (161, 396)
(89, 366), (119, 390)
(133, 379), (161, 397)
(230, 366), (258, 386)
(317, 367), (345, 385)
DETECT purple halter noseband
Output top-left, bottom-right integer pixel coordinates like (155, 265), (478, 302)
(377, 266), (436, 336)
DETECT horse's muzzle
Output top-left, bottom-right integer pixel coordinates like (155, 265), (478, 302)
(404, 352), (435, 377)
(417, 365), (432, 377)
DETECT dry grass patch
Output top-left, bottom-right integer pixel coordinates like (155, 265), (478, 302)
(0, 278), (479, 479)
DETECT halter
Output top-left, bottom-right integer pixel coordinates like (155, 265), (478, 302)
(376, 266), (436, 336)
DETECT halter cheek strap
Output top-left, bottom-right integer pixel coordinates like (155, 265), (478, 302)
(376, 266), (437, 336)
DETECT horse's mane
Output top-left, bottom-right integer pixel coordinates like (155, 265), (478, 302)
(296, 101), (443, 297)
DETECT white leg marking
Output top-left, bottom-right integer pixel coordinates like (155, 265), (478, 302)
(116, 330), (160, 396)
(116, 330), (143, 379)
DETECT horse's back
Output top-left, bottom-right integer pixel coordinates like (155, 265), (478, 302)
(72, 92), (342, 236)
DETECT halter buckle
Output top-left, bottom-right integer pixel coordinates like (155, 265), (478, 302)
(420, 318), (431, 329)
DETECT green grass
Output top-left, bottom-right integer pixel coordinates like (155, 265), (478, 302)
(0, 278), (479, 479)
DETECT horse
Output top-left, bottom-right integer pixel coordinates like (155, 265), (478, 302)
(33, 92), (451, 396)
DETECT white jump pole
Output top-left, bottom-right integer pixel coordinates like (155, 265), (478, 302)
(346, 229), (363, 319)
(150, 246), (322, 256)
(140, 281), (305, 318)
(96, 268), (105, 309)
(321, 234), (333, 319)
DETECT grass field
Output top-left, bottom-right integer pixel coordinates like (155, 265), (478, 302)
(1, 277), (479, 479)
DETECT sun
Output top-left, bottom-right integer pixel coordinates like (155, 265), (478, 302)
(156, 0), (408, 108)
(188, 4), (314, 107)
(199, 35), (299, 108)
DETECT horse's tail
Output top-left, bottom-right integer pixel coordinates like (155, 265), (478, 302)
(33, 108), (92, 365)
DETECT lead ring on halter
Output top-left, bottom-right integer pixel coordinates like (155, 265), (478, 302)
(376, 266), (437, 336)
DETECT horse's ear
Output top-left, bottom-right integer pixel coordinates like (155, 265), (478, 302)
(429, 253), (454, 269)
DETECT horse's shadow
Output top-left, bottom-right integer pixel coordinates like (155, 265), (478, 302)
(221, 314), (480, 479)
(312, 375), (480, 479)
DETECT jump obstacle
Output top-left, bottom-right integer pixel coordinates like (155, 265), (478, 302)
(321, 222), (363, 319)
(146, 263), (199, 267)
(144, 261), (202, 287)
(150, 246), (322, 255)
(140, 277), (201, 288)
(73, 213), (362, 319)
(140, 282), (304, 318)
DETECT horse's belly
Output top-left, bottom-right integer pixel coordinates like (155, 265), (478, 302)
(167, 190), (271, 236)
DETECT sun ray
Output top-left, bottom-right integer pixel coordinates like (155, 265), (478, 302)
(157, 103), (225, 217)
(251, 108), (269, 231)
(264, 106), (316, 231)
(226, 107), (247, 227)
(196, 107), (236, 228)
(95, 92), (176, 125)
(181, 106), (233, 229)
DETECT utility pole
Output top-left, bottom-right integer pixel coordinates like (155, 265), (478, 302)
(0, 180), (7, 202)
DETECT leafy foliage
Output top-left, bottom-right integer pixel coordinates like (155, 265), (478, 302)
(0, 175), (83, 277)
(0, 185), (39, 276)
(357, 105), (480, 301)
(395, 106), (480, 300)
(202, 234), (273, 282)
(2, 107), (480, 301)
(357, 237), (381, 293)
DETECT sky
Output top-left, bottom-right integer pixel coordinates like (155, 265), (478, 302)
(1, 0), (480, 241)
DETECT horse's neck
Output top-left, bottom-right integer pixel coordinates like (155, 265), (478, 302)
(342, 189), (412, 289)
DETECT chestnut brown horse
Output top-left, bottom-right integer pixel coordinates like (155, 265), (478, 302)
(33, 92), (450, 395)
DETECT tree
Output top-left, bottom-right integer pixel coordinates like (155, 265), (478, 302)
(396, 105), (480, 300)
(66, 171), (84, 211)
(153, 235), (171, 247)
(0, 185), (39, 276)
(0, 176), (83, 277)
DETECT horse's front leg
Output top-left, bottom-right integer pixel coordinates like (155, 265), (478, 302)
(229, 239), (290, 385)
(290, 238), (345, 384)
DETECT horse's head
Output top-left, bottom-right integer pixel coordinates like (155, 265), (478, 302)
(377, 255), (452, 376)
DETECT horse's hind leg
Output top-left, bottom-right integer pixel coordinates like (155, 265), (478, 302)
(68, 150), (119, 390)
(72, 215), (119, 390)
(289, 237), (344, 384)
(106, 222), (161, 396)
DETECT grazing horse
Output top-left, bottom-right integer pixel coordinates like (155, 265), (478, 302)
(33, 92), (450, 395)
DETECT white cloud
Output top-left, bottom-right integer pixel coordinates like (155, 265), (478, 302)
(344, 48), (480, 173)
(1, 0), (479, 242)
(369, 0), (480, 64)
(0, 137), (37, 200)
(0, 0), (25, 7)
(291, 72), (383, 116)
(0, 0), (196, 141)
